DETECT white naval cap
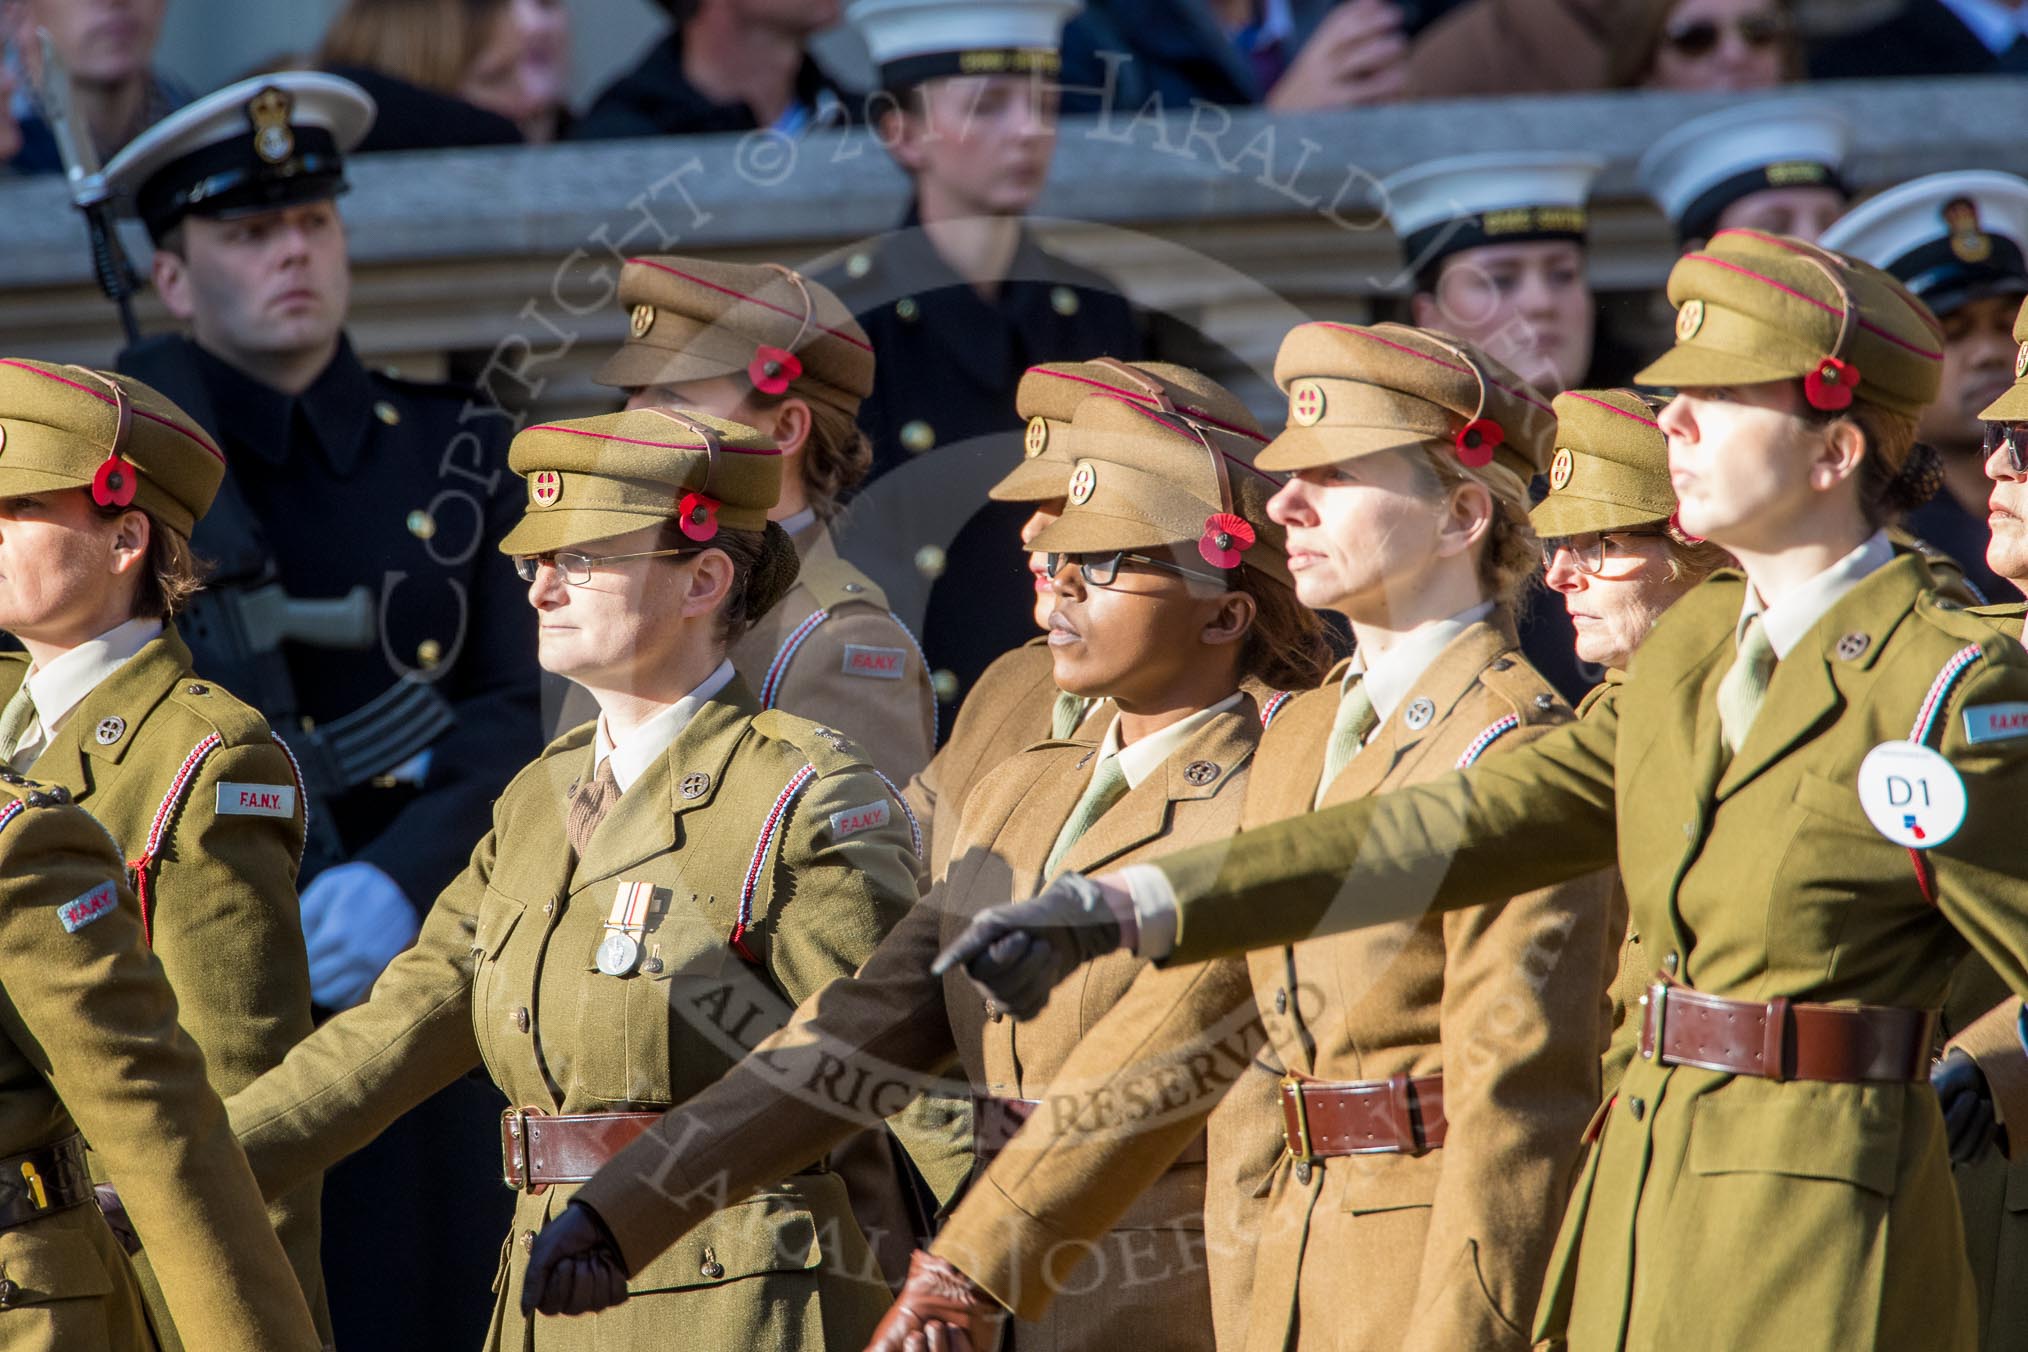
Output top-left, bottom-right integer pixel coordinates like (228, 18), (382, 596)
(1381, 152), (1603, 283)
(102, 72), (375, 244)
(1638, 98), (1852, 244)
(1820, 170), (2028, 317)
(850, 0), (1081, 91)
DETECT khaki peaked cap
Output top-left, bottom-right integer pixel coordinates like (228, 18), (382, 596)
(1262, 321), (1557, 483)
(1636, 229), (1944, 420)
(995, 360), (1268, 503)
(502, 407), (782, 555)
(595, 256), (875, 413)
(1532, 389), (1676, 537)
(0, 359), (224, 537)
(1028, 393), (1293, 588)
(1977, 296), (2028, 421)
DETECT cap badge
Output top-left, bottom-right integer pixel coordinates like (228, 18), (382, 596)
(91, 454), (138, 509)
(246, 86), (295, 165)
(2017, 343), (2028, 380)
(1804, 356), (1860, 413)
(1676, 299), (1705, 342)
(1199, 513), (1256, 570)
(1067, 461), (1098, 506)
(1290, 379), (1326, 427)
(629, 304), (655, 338)
(1945, 197), (1993, 265)
(1023, 417), (1050, 459)
(1549, 448), (1574, 492)
(748, 345), (803, 397)
(1455, 418), (1504, 469)
(529, 471), (563, 508)
(677, 491), (721, 543)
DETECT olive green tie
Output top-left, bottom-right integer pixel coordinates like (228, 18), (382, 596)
(1717, 612), (1778, 756)
(1318, 677), (1378, 800)
(1051, 691), (1091, 740)
(0, 686), (39, 769)
(1043, 754), (1130, 878)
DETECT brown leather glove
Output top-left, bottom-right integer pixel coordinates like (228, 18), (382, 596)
(863, 1250), (1007, 1352)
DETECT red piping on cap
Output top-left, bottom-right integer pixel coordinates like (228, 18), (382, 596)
(626, 258), (873, 352)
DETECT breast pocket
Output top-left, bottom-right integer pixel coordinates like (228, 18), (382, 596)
(470, 888), (528, 1072)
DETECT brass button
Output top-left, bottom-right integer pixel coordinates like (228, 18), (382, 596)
(407, 509), (437, 541)
(701, 1258), (724, 1280)
(1628, 1097), (1646, 1121)
(374, 400), (401, 426)
(186, 683), (209, 695)
(900, 420), (935, 455)
(511, 1007), (530, 1033)
(417, 638), (444, 668)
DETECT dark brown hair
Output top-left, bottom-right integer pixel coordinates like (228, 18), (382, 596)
(656, 520), (802, 643)
(1237, 569), (1333, 692)
(739, 391), (873, 527)
(318, 0), (506, 93)
(96, 507), (209, 620)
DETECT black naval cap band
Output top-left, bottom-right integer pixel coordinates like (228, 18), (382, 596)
(1403, 207), (1589, 288)
(878, 47), (1061, 95)
(135, 126), (346, 242)
(1890, 234), (2028, 317)
(1677, 161), (1846, 246)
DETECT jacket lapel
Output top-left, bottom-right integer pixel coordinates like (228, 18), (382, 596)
(35, 631), (189, 808)
(1062, 699), (1258, 875)
(1322, 618), (1518, 806)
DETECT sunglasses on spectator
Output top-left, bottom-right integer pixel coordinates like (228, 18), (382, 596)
(1044, 550), (1230, 590)
(1540, 528), (1669, 577)
(1662, 12), (1791, 57)
(1984, 422), (2028, 474)
(512, 546), (700, 586)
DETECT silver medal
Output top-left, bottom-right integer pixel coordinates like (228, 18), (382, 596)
(596, 930), (641, 976)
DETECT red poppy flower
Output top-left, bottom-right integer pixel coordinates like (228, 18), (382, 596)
(1198, 513), (1255, 569)
(678, 491), (721, 542)
(748, 345), (803, 396)
(1803, 356), (1860, 412)
(1455, 418), (1504, 469)
(91, 455), (137, 508)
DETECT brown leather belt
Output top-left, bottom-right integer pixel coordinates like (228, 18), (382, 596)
(1636, 978), (1937, 1084)
(0, 1134), (91, 1230)
(501, 1108), (662, 1194)
(972, 1096), (1208, 1166)
(1280, 1072), (1447, 1161)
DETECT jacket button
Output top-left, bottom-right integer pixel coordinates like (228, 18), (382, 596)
(1663, 952), (1679, 973)
(542, 899), (555, 916)
(1628, 1098), (1646, 1121)
(185, 683), (209, 696)
(511, 1007), (530, 1033)
(1292, 1159), (1312, 1185)
(520, 1229), (536, 1253)
(1274, 988), (1288, 1015)
(701, 1258), (724, 1280)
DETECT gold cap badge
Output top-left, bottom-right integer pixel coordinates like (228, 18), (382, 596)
(247, 86), (295, 165)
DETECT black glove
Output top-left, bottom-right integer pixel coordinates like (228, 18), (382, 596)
(94, 1184), (140, 1255)
(1933, 1051), (2000, 1166)
(521, 1200), (630, 1317)
(931, 873), (1124, 1019)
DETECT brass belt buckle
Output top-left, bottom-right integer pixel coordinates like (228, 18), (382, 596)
(1280, 1074), (1313, 1167)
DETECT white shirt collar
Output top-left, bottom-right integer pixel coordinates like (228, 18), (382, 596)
(592, 660), (736, 793)
(1095, 692), (1245, 791)
(25, 618), (163, 737)
(1741, 530), (1894, 660)
(777, 507), (819, 538)
(1941, 0), (2028, 53)
(1347, 602), (1497, 725)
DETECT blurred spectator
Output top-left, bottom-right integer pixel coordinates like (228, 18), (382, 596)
(571, 0), (853, 140)
(317, 0), (551, 151)
(1639, 98), (1851, 250)
(1810, 0), (2028, 79)
(1636, 0), (1797, 91)
(458, 0), (570, 140)
(3, 0), (187, 174)
(0, 47), (20, 166)
(1406, 0), (1672, 96)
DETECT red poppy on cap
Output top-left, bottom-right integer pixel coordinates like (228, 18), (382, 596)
(678, 491), (720, 542)
(92, 455), (138, 508)
(1199, 513), (1255, 569)
(748, 346), (803, 397)
(1804, 356), (1860, 412)
(1455, 419), (1504, 469)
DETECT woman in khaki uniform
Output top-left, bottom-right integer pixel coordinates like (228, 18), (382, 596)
(0, 361), (326, 1348)
(521, 390), (1331, 1349)
(886, 324), (1614, 1352)
(591, 255), (937, 786)
(174, 408), (929, 1351)
(946, 232), (2028, 1352)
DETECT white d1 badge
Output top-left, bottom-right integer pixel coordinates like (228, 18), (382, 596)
(1856, 740), (1967, 849)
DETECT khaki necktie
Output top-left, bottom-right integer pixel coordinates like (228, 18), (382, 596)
(0, 685), (39, 770)
(566, 758), (622, 856)
(1043, 754), (1129, 878)
(1717, 612), (1778, 756)
(1318, 676), (1378, 796)
(1051, 691), (1091, 740)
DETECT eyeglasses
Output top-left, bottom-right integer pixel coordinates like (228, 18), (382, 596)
(512, 546), (699, 586)
(1043, 550), (1230, 590)
(1539, 528), (1668, 577)
(1984, 422), (2028, 474)
(1662, 12), (1790, 57)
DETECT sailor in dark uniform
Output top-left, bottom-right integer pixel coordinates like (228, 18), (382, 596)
(821, 0), (1145, 717)
(99, 70), (538, 1352)
(1824, 170), (2028, 605)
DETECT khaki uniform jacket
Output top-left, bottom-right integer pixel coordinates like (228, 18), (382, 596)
(0, 778), (319, 1352)
(224, 679), (926, 1352)
(931, 619), (1609, 1352)
(1145, 555), (2028, 1351)
(0, 632), (325, 1350)
(575, 697), (1277, 1352)
(1577, 676), (1645, 1102)
(732, 518), (937, 788)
